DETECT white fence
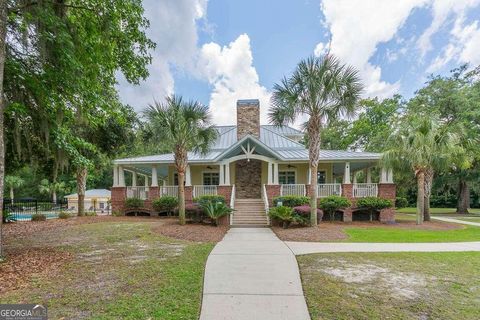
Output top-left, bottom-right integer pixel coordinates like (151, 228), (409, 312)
(160, 186), (178, 197)
(262, 184), (270, 225)
(317, 183), (342, 197)
(280, 184), (306, 196)
(193, 185), (218, 198)
(353, 183), (378, 198)
(126, 186), (149, 200)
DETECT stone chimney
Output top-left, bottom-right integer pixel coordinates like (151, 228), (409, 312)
(236, 99), (260, 139)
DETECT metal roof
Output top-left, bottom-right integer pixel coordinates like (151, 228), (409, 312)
(65, 189), (111, 199)
(114, 124), (381, 164)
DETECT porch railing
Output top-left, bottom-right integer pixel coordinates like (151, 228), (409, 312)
(280, 184), (306, 196)
(262, 184), (270, 225)
(126, 186), (149, 200)
(353, 183), (378, 198)
(317, 183), (342, 198)
(193, 185), (218, 198)
(229, 185), (235, 225)
(160, 186), (178, 197)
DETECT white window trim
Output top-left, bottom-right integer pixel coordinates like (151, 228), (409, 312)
(202, 170), (220, 186)
(278, 169), (296, 185)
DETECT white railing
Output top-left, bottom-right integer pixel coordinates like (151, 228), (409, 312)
(193, 185), (218, 198)
(230, 185), (235, 225)
(353, 183), (378, 198)
(160, 186), (178, 197)
(126, 186), (149, 200)
(262, 184), (270, 225)
(280, 184), (306, 196)
(317, 183), (342, 198)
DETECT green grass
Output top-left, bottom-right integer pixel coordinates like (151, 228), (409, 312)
(0, 221), (214, 319)
(398, 207), (480, 215)
(298, 252), (480, 320)
(344, 225), (480, 242)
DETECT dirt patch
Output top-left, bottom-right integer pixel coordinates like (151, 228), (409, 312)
(152, 218), (228, 243)
(0, 248), (73, 294)
(273, 219), (461, 242)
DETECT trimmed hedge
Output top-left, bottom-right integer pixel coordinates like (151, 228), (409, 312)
(318, 196), (351, 222)
(194, 195), (226, 207)
(356, 197), (393, 222)
(395, 197), (408, 209)
(152, 196), (179, 214)
(124, 197), (144, 209)
(273, 195), (309, 207)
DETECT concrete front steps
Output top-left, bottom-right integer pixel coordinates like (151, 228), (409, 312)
(231, 198), (269, 227)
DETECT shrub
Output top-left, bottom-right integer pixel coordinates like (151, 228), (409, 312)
(2, 210), (16, 223)
(185, 203), (204, 223)
(58, 211), (71, 219)
(395, 197), (408, 209)
(124, 197), (144, 209)
(268, 206), (307, 229)
(318, 196), (351, 222)
(273, 195), (309, 207)
(293, 205), (323, 224)
(356, 197), (393, 222)
(85, 211), (97, 217)
(112, 210), (123, 217)
(152, 196), (179, 215)
(200, 201), (233, 226)
(31, 213), (47, 221)
(194, 195), (226, 207)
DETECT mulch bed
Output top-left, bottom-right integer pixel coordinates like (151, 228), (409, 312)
(273, 219), (462, 242)
(0, 248), (73, 295)
(152, 218), (228, 243)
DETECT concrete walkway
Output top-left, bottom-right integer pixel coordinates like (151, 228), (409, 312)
(285, 241), (480, 255)
(200, 228), (310, 320)
(431, 216), (480, 227)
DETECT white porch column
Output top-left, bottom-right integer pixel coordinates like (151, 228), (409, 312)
(307, 167), (312, 184)
(387, 168), (394, 183)
(132, 171), (137, 187)
(144, 175), (149, 187)
(185, 165), (192, 186)
(219, 163), (225, 186)
(273, 163), (279, 184)
(225, 163), (230, 185)
(343, 162), (351, 184)
(267, 162), (273, 185)
(163, 179), (167, 187)
(366, 167), (372, 183)
(118, 166), (125, 187)
(380, 167), (388, 183)
(352, 171), (358, 184)
(151, 166), (158, 187)
(113, 165), (118, 187)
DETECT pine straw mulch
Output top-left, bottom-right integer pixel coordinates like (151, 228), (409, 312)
(0, 248), (73, 295)
(151, 218), (229, 243)
(272, 219), (462, 242)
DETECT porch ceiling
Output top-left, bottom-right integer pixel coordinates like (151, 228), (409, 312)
(332, 161), (378, 176)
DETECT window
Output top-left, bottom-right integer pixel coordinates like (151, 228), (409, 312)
(99, 202), (105, 209)
(317, 171), (326, 184)
(279, 171), (296, 184)
(203, 172), (219, 185)
(173, 173), (179, 186)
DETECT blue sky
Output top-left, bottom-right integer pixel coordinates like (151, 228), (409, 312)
(117, 0), (480, 125)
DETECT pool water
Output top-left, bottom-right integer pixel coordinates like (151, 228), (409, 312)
(13, 212), (60, 221)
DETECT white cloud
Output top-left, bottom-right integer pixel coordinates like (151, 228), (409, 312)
(318, 0), (428, 98)
(197, 34), (271, 125)
(116, 0), (208, 110)
(314, 42), (327, 57)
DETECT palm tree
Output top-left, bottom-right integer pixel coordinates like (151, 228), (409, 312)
(269, 55), (363, 226)
(144, 95), (218, 225)
(39, 179), (67, 203)
(5, 175), (25, 203)
(383, 115), (465, 224)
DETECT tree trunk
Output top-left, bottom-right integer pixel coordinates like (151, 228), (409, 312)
(307, 117), (321, 227)
(423, 168), (433, 221)
(178, 170), (186, 225)
(0, 0), (8, 258)
(416, 170), (425, 225)
(456, 179), (469, 214)
(9, 187), (13, 203)
(76, 167), (87, 216)
(52, 191), (57, 204)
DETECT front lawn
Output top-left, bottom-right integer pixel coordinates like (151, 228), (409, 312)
(0, 217), (216, 319)
(298, 252), (480, 320)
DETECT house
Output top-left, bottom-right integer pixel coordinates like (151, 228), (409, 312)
(64, 189), (111, 214)
(111, 99), (395, 226)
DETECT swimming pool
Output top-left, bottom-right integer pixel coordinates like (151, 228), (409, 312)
(11, 212), (60, 221)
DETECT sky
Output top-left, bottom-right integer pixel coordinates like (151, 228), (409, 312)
(117, 0), (480, 126)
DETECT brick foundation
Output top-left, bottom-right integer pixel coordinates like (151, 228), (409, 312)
(217, 186), (233, 205)
(265, 185), (281, 207)
(111, 187), (126, 214)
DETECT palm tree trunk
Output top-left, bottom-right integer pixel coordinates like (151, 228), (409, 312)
(178, 170), (186, 225)
(309, 164), (318, 225)
(9, 187), (13, 203)
(423, 168), (433, 221)
(52, 191), (57, 204)
(307, 117), (321, 227)
(456, 179), (469, 214)
(0, 0), (8, 258)
(76, 167), (87, 216)
(416, 170), (425, 225)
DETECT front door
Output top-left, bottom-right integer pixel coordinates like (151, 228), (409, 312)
(235, 159), (262, 198)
